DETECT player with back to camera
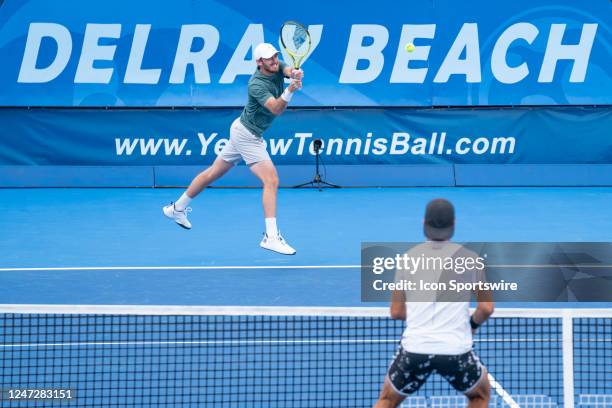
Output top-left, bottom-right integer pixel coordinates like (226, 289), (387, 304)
(163, 43), (303, 255)
(373, 198), (495, 408)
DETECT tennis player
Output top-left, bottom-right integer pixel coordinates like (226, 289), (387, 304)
(163, 43), (303, 255)
(373, 199), (495, 408)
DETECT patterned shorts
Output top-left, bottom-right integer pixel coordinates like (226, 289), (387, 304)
(387, 347), (484, 395)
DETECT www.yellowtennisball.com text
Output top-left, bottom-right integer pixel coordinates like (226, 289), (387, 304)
(115, 132), (516, 157)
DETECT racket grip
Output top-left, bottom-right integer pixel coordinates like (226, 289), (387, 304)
(290, 68), (303, 80)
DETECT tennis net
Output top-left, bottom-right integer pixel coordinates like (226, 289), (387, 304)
(0, 306), (610, 407)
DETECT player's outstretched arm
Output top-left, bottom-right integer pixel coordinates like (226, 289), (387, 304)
(263, 80), (302, 115)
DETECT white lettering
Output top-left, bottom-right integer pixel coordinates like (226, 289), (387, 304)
(456, 137), (471, 154)
(372, 138), (388, 155)
(164, 138), (189, 155)
(269, 138), (293, 155)
(434, 23), (481, 83)
(75, 24), (121, 84)
(295, 133), (312, 155)
(411, 137), (427, 154)
(220, 24), (264, 84)
(390, 132), (410, 154)
(538, 24), (597, 83)
(326, 138), (343, 155)
(124, 24), (161, 84)
(391, 24), (436, 83)
(472, 137), (489, 154)
(490, 137), (515, 154)
(115, 138), (139, 155)
(491, 23), (538, 84)
(214, 138), (229, 155)
(170, 24), (220, 84)
(345, 138), (362, 155)
(339, 24), (388, 83)
(197, 132), (218, 155)
(18, 23), (72, 83)
(139, 138), (164, 155)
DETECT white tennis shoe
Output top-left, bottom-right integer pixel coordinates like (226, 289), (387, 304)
(162, 203), (192, 230)
(260, 232), (296, 255)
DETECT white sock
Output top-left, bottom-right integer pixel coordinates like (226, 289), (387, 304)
(265, 218), (278, 237)
(174, 192), (192, 211)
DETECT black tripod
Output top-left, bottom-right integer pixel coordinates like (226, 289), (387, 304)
(293, 139), (340, 191)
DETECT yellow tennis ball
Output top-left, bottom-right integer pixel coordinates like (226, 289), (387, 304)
(405, 43), (415, 52)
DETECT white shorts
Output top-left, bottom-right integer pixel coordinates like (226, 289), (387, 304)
(219, 118), (271, 165)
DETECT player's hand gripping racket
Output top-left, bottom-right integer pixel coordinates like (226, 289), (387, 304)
(280, 21), (311, 70)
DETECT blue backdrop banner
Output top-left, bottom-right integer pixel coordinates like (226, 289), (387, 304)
(0, 107), (609, 165)
(0, 0), (610, 106)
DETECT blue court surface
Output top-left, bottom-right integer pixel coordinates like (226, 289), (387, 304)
(1, 0), (610, 405)
(1, 186), (612, 306)
(1, 186), (611, 408)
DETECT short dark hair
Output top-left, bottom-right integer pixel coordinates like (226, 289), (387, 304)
(424, 198), (455, 241)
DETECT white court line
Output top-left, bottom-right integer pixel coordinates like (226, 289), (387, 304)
(489, 373), (521, 408)
(0, 265), (361, 272)
(1, 264), (610, 272)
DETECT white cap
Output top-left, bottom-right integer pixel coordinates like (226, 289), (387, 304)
(253, 43), (279, 60)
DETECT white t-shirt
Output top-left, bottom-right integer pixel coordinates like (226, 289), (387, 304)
(395, 241), (485, 355)
(401, 301), (472, 355)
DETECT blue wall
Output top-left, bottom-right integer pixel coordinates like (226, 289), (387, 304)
(0, 0), (609, 106)
(0, 106), (610, 187)
(0, 0), (610, 186)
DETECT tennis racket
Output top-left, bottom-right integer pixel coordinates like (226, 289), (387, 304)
(280, 21), (311, 69)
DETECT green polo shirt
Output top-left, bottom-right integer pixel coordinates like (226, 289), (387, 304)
(239, 62), (288, 137)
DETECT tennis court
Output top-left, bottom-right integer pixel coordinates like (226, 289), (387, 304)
(1, 187), (611, 406)
(1, 0), (611, 406)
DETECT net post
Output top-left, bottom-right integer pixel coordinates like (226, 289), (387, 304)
(562, 309), (575, 408)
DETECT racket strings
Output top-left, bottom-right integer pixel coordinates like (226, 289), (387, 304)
(292, 26), (307, 49)
(282, 23), (309, 56)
